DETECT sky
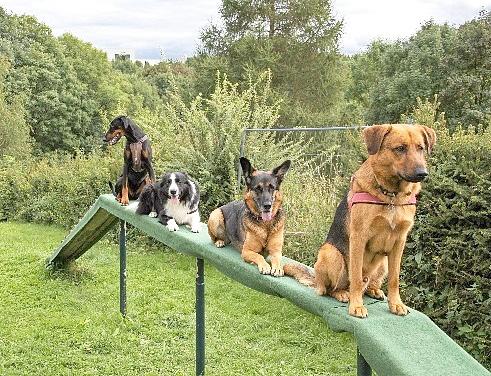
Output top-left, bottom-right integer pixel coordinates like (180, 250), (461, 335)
(1, 0), (490, 63)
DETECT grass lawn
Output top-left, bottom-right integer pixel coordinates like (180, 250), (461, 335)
(0, 221), (356, 375)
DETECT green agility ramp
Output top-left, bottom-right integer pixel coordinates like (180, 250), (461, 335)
(47, 194), (489, 376)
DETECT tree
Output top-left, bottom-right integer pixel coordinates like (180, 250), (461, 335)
(0, 58), (31, 158)
(440, 10), (491, 127)
(0, 10), (100, 153)
(197, 0), (347, 125)
(366, 21), (454, 124)
(0, 8), (162, 154)
(348, 11), (491, 128)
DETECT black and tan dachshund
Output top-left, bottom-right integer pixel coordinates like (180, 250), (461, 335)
(103, 115), (156, 205)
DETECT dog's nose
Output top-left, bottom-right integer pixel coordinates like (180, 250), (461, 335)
(407, 168), (428, 182)
(263, 204), (272, 211)
(414, 168), (428, 180)
(170, 189), (177, 195)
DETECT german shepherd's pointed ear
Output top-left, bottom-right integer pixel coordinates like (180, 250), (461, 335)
(272, 160), (291, 185)
(420, 125), (437, 154)
(240, 157), (256, 187)
(363, 124), (392, 155)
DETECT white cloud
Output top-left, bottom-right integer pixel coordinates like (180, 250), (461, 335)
(1, 0), (221, 61)
(332, 0), (491, 54)
(1, 0), (490, 60)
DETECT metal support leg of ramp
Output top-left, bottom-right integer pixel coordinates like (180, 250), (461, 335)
(196, 258), (205, 376)
(357, 347), (372, 376)
(119, 220), (127, 317)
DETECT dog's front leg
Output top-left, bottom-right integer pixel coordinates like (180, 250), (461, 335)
(387, 238), (409, 316)
(348, 237), (368, 318)
(120, 163), (130, 206)
(189, 213), (201, 233)
(266, 228), (284, 277)
(146, 161), (156, 183)
(242, 234), (270, 275)
(159, 211), (179, 231)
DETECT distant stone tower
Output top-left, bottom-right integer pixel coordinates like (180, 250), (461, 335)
(114, 53), (130, 61)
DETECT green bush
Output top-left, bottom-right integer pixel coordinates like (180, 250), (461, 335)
(0, 151), (120, 227)
(281, 167), (345, 264)
(402, 98), (491, 368)
(147, 71), (309, 216)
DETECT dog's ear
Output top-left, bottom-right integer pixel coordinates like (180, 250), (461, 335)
(420, 125), (437, 154)
(363, 125), (392, 155)
(121, 116), (132, 130)
(272, 160), (291, 185)
(240, 157), (255, 187)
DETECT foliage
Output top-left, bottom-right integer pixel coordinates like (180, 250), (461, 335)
(0, 7), (161, 154)
(439, 11), (491, 127)
(349, 11), (491, 128)
(143, 60), (198, 104)
(0, 151), (120, 227)
(402, 99), (491, 368)
(0, 58), (31, 158)
(147, 71), (309, 215)
(197, 0), (349, 126)
(281, 167), (345, 264)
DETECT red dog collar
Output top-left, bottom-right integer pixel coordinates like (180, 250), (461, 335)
(349, 192), (417, 210)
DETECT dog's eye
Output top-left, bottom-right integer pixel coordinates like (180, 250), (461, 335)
(254, 186), (262, 192)
(417, 144), (425, 151)
(268, 184), (275, 191)
(394, 145), (407, 153)
(175, 179), (180, 183)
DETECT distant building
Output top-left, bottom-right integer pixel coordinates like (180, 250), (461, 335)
(114, 53), (130, 61)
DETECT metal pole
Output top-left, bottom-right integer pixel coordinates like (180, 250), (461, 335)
(242, 125), (366, 133)
(237, 129), (248, 192)
(196, 258), (205, 376)
(119, 220), (127, 317)
(357, 347), (372, 376)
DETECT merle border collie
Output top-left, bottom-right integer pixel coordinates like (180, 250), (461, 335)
(136, 172), (201, 233)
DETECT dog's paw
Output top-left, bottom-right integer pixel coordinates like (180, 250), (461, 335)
(315, 285), (327, 296)
(366, 288), (385, 300)
(331, 290), (350, 303)
(214, 240), (225, 248)
(349, 304), (368, 318)
(191, 225), (200, 233)
(388, 301), (409, 316)
(166, 219), (179, 232)
(258, 262), (272, 275)
(149, 211), (158, 218)
(270, 265), (284, 277)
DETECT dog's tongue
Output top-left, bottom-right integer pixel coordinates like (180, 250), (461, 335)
(261, 212), (273, 221)
(171, 196), (179, 203)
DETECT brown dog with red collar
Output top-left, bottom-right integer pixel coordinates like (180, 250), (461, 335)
(285, 124), (436, 318)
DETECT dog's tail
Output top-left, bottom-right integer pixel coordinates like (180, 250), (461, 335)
(283, 263), (316, 287)
(108, 181), (116, 196)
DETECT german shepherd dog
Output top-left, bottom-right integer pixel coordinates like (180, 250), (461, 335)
(285, 124), (436, 318)
(208, 157), (291, 276)
(103, 115), (156, 205)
